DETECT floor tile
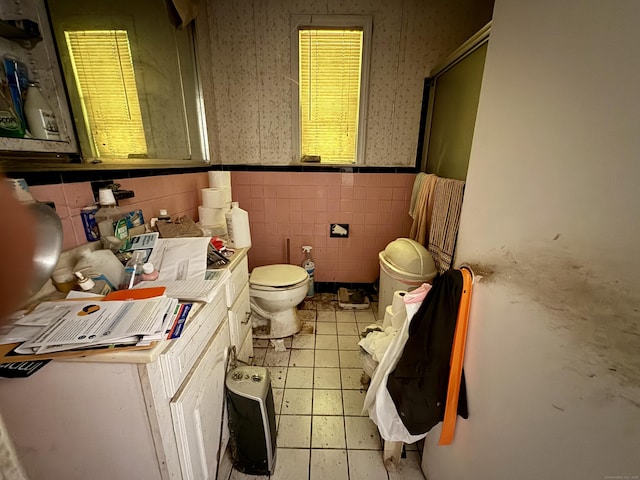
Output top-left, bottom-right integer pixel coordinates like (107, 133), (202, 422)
(338, 335), (360, 351)
(253, 347), (267, 366)
(292, 334), (315, 349)
(315, 350), (340, 367)
(316, 300), (337, 311)
(299, 300), (316, 310)
(355, 310), (376, 324)
(272, 388), (284, 415)
(254, 338), (270, 348)
(316, 311), (336, 322)
(320, 293), (337, 302)
(282, 389), (313, 415)
(343, 389), (367, 416)
(298, 310), (317, 322)
(310, 449), (348, 480)
(339, 350), (361, 368)
(341, 368), (366, 390)
(316, 322), (338, 335)
(313, 367), (342, 389)
(313, 389), (343, 415)
(289, 349), (315, 367)
(264, 349), (291, 367)
(336, 310), (356, 323)
(286, 367), (314, 388)
(268, 366), (287, 389)
(311, 415), (346, 448)
(315, 335), (338, 350)
(345, 417), (381, 450)
(337, 323), (359, 335)
(270, 448), (310, 480)
(277, 415), (311, 448)
(347, 450), (389, 480)
(387, 451), (425, 480)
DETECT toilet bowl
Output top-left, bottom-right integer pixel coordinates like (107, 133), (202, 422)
(249, 264), (309, 339)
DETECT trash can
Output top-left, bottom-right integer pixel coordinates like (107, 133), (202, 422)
(378, 238), (437, 319)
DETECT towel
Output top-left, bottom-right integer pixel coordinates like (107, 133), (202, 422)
(428, 178), (465, 273)
(409, 173), (427, 219)
(409, 174), (438, 245)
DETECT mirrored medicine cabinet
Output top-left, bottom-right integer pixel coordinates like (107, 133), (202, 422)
(0, 0), (208, 172)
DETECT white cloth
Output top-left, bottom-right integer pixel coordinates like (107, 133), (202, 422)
(362, 283), (432, 443)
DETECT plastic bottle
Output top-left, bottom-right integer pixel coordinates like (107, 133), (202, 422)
(73, 248), (125, 290)
(141, 262), (159, 281)
(74, 271), (112, 296)
(225, 202), (251, 248)
(120, 251), (146, 290)
(301, 246), (315, 298)
(94, 189), (125, 249)
(24, 83), (61, 140)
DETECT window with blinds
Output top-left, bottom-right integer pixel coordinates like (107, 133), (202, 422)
(299, 29), (362, 164)
(292, 16), (371, 165)
(64, 30), (147, 158)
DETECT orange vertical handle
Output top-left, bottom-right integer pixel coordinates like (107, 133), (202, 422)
(438, 267), (474, 445)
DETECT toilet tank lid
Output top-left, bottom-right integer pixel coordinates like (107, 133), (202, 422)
(250, 264), (308, 287)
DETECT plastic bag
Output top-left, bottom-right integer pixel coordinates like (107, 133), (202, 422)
(362, 283), (432, 443)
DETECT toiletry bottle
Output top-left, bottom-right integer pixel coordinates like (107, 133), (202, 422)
(74, 271), (112, 296)
(24, 83), (61, 140)
(120, 251), (146, 290)
(74, 248), (125, 291)
(225, 202), (251, 248)
(141, 262), (159, 281)
(94, 189), (125, 249)
(301, 245), (315, 297)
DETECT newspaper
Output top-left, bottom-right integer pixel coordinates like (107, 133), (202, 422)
(14, 297), (178, 355)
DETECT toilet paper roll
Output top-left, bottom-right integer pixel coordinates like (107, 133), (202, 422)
(202, 187), (232, 208)
(390, 309), (406, 330)
(208, 171), (231, 188)
(198, 205), (227, 226)
(391, 290), (408, 315)
(383, 305), (394, 328)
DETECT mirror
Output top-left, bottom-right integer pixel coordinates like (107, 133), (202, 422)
(46, 0), (205, 164)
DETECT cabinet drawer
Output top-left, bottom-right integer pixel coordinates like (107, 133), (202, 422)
(225, 254), (248, 308)
(160, 295), (227, 397)
(228, 283), (251, 348)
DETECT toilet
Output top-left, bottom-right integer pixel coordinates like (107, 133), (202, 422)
(249, 264), (309, 339)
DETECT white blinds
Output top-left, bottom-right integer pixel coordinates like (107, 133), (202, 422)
(299, 29), (363, 164)
(64, 30), (147, 158)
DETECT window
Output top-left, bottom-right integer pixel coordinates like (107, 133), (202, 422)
(292, 15), (372, 164)
(65, 30), (147, 158)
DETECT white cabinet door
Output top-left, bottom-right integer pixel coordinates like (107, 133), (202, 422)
(170, 322), (230, 480)
(228, 284), (251, 348)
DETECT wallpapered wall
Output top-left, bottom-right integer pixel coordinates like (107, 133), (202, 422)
(202, 0), (494, 167)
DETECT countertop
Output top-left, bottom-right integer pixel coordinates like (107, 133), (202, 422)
(61, 247), (249, 364)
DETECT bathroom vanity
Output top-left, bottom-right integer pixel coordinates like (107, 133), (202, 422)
(0, 248), (250, 480)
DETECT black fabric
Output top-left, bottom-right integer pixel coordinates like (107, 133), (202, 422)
(386, 269), (469, 435)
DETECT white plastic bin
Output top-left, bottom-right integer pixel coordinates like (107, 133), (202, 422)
(378, 238), (437, 319)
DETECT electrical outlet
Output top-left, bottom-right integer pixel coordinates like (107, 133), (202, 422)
(330, 223), (349, 237)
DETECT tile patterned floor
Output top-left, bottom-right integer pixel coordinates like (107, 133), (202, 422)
(230, 293), (425, 480)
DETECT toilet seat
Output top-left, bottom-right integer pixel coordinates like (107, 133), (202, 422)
(250, 264), (308, 290)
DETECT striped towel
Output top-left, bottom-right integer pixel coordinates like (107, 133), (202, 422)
(428, 178), (465, 274)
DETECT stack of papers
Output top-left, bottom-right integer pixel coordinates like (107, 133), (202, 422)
(10, 297), (187, 355)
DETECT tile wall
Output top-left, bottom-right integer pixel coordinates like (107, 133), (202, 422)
(231, 172), (415, 283)
(28, 170), (415, 284)
(28, 172), (209, 251)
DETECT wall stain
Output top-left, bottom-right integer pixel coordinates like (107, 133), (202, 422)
(461, 245), (640, 397)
